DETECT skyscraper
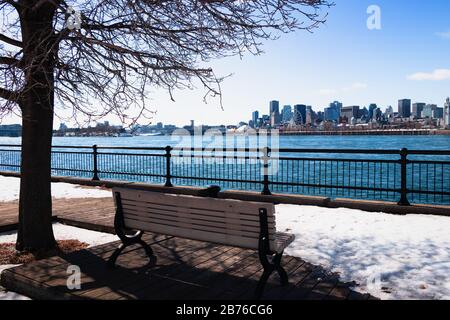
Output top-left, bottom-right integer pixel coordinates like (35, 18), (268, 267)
(398, 99), (411, 118)
(368, 104), (377, 119)
(293, 104), (307, 125)
(412, 103), (425, 118)
(269, 100), (280, 115)
(281, 105), (292, 123)
(445, 97), (450, 128)
(324, 101), (342, 122)
(269, 100), (280, 126)
(252, 111), (259, 127)
(422, 104), (437, 118)
(340, 106), (360, 121)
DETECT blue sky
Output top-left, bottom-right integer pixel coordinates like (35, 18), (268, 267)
(3, 0), (450, 127)
(138, 0), (450, 126)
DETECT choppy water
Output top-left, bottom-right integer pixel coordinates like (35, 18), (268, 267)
(1, 135), (449, 205)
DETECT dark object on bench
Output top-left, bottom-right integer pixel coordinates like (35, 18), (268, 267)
(197, 185), (221, 198)
(107, 188), (295, 299)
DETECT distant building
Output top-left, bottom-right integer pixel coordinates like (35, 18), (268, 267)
(422, 104), (437, 118)
(281, 105), (292, 123)
(435, 107), (444, 119)
(368, 104), (377, 119)
(0, 124), (21, 137)
(252, 111), (259, 128)
(293, 104), (307, 125)
(59, 123), (68, 131)
(398, 99), (411, 118)
(269, 100), (280, 115)
(385, 106), (394, 118)
(412, 103), (426, 118)
(445, 97), (450, 128)
(269, 101), (281, 126)
(324, 101), (342, 122)
(341, 106), (360, 121)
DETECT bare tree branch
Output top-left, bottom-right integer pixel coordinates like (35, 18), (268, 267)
(0, 33), (22, 47)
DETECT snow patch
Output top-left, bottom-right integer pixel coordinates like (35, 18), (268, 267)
(275, 204), (450, 300)
(0, 176), (111, 202)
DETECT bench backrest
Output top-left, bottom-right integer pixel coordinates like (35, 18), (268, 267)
(113, 188), (276, 251)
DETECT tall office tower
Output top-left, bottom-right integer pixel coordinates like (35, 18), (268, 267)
(305, 106), (316, 125)
(445, 98), (450, 128)
(368, 104), (377, 119)
(340, 106), (360, 120)
(252, 111), (259, 127)
(398, 99), (411, 118)
(281, 105), (293, 123)
(269, 100), (280, 126)
(330, 101), (343, 113)
(422, 104), (437, 118)
(269, 100), (280, 115)
(412, 103), (426, 118)
(324, 101), (342, 122)
(385, 106), (394, 118)
(293, 104), (307, 125)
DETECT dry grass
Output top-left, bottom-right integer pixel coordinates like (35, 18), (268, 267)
(0, 240), (88, 265)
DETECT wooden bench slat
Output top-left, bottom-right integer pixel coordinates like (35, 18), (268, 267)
(121, 205), (276, 228)
(116, 188), (275, 216)
(121, 200), (276, 223)
(123, 211), (276, 235)
(123, 216), (275, 240)
(124, 218), (268, 250)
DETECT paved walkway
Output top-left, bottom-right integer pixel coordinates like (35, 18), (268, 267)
(0, 198), (115, 233)
(1, 234), (375, 300)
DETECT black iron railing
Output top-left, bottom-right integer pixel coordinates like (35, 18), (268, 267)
(0, 144), (449, 206)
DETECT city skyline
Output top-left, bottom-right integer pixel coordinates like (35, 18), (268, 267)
(1, 0), (450, 128)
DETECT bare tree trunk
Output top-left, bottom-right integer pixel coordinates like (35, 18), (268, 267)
(16, 100), (56, 252)
(15, 2), (57, 252)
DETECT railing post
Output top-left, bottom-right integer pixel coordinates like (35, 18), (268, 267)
(261, 147), (272, 196)
(398, 148), (410, 206)
(92, 145), (100, 181)
(165, 146), (173, 187)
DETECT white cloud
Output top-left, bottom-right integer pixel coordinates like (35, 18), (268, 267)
(318, 82), (368, 96)
(407, 69), (450, 81)
(436, 31), (450, 39)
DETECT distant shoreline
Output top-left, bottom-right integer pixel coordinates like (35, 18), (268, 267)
(277, 129), (450, 136)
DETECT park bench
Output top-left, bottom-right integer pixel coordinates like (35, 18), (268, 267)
(108, 187), (295, 298)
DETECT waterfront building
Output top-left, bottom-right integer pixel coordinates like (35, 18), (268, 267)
(412, 103), (426, 118)
(306, 106), (315, 125)
(341, 106), (360, 120)
(434, 107), (444, 119)
(385, 106), (394, 118)
(324, 101), (342, 122)
(269, 100), (281, 126)
(398, 99), (411, 118)
(368, 104), (377, 119)
(252, 111), (259, 127)
(293, 104), (307, 125)
(445, 97), (450, 128)
(282, 105), (292, 123)
(422, 104), (437, 118)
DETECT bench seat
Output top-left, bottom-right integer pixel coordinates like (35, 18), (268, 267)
(108, 187), (295, 299)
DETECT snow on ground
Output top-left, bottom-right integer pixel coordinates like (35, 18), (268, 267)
(0, 176), (111, 202)
(0, 223), (118, 247)
(0, 223), (118, 300)
(275, 204), (450, 300)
